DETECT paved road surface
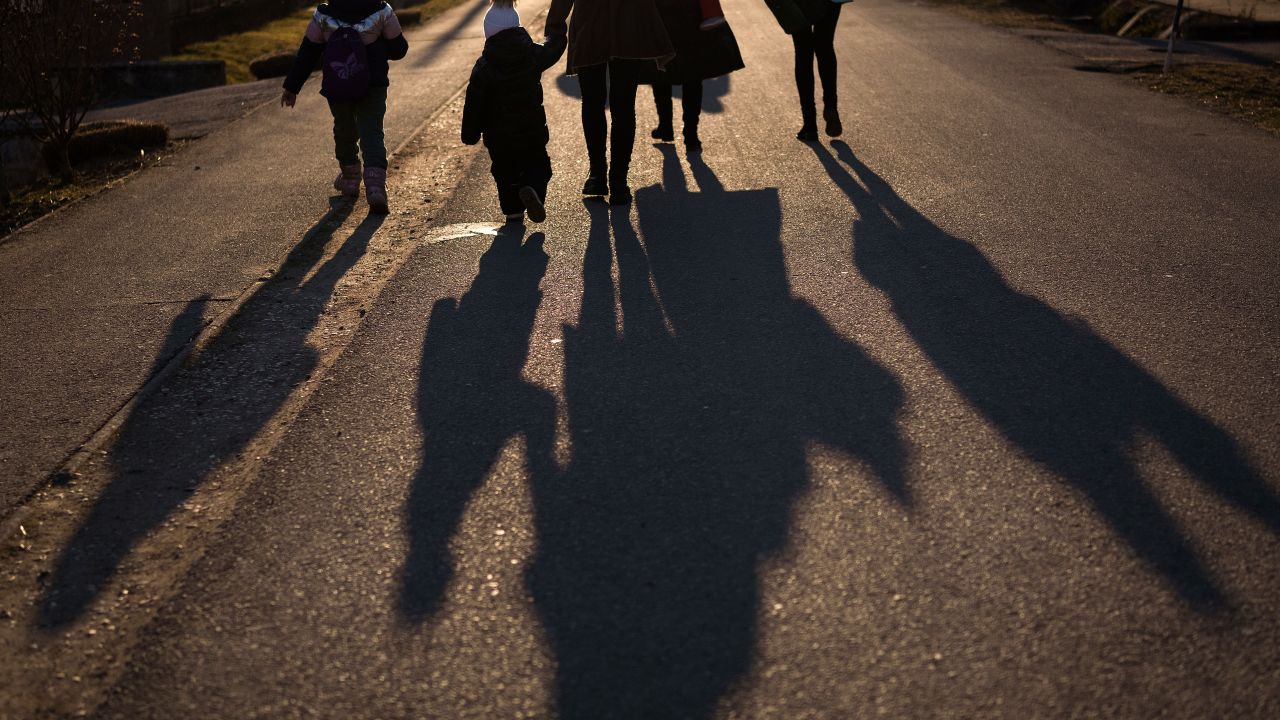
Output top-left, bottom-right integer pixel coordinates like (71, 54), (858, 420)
(0, 0), (549, 514)
(3, 0), (1279, 717)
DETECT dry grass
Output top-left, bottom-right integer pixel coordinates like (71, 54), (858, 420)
(166, 0), (470, 84)
(1131, 62), (1280, 134)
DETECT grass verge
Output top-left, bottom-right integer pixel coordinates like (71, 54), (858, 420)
(166, 0), (471, 84)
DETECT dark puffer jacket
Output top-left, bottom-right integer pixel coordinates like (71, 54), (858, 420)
(461, 28), (567, 151)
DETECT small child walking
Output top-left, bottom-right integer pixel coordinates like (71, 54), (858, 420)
(281, 0), (409, 214)
(462, 0), (566, 224)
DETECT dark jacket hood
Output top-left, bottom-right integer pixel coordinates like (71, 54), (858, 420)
(482, 27), (535, 68)
(319, 0), (387, 25)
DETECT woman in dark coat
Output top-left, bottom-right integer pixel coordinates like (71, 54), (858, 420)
(649, 0), (706, 153)
(546, 0), (675, 204)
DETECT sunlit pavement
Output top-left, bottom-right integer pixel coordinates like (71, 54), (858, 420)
(2, 0), (1278, 717)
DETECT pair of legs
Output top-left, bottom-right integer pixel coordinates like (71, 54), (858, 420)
(489, 144), (552, 223)
(652, 78), (705, 151)
(791, 4), (843, 140)
(329, 86), (390, 212)
(577, 60), (641, 203)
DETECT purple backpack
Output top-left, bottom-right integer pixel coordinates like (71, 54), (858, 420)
(322, 26), (370, 102)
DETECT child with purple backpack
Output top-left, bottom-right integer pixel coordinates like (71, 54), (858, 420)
(281, 0), (409, 214)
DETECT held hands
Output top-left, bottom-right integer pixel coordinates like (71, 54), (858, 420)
(280, 90), (297, 108)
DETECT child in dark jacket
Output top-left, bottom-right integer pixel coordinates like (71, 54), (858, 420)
(462, 2), (566, 224)
(281, 0), (408, 213)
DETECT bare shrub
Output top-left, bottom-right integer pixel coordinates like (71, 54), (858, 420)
(1, 0), (144, 182)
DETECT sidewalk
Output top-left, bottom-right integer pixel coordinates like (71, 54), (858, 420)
(0, 0), (550, 517)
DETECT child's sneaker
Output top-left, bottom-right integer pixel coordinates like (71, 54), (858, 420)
(333, 163), (362, 197)
(519, 186), (546, 223)
(364, 167), (389, 214)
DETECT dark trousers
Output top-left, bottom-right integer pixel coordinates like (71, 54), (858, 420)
(577, 60), (641, 184)
(791, 3), (842, 126)
(489, 144), (552, 215)
(328, 85), (388, 169)
(653, 79), (704, 140)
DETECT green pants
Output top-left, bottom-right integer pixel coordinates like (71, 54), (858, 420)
(328, 86), (388, 170)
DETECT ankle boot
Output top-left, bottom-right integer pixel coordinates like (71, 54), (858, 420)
(333, 163), (361, 197)
(364, 167), (388, 214)
(824, 106), (843, 138)
(583, 161), (608, 196)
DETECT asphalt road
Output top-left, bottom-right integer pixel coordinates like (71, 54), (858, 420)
(4, 0), (1280, 717)
(0, 0), (551, 514)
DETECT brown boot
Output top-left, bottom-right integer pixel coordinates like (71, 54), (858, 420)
(364, 167), (388, 214)
(333, 163), (362, 197)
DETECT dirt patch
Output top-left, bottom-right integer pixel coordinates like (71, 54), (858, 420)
(930, 0), (1280, 134)
(1131, 61), (1280, 132)
(927, 0), (1089, 32)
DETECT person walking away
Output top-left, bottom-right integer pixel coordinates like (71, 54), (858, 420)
(793, 0), (844, 141)
(462, 0), (567, 224)
(766, 0), (844, 142)
(545, 0), (675, 205)
(281, 0), (409, 213)
(651, 0), (706, 153)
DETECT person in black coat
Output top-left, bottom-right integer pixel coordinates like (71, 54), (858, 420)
(462, 22), (567, 223)
(650, 0), (705, 153)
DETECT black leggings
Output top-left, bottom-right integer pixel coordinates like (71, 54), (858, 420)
(577, 60), (641, 183)
(791, 3), (842, 125)
(653, 79), (704, 139)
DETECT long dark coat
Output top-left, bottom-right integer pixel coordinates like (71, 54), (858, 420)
(545, 0), (676, 74)
(653, 0), (701, 78)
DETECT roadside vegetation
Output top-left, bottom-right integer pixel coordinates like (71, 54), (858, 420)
(1, 0), (468, 240)
(166, 0), (469, 84)
(1, 123), (175, 238)
(929, 0), (1280, 134)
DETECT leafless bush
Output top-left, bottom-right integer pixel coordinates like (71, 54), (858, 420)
(1, 0), (143, 182)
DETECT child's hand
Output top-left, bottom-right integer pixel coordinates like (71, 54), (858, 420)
(280, 90), (297, 108)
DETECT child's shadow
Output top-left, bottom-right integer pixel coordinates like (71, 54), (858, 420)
(399, 227), (555, 622)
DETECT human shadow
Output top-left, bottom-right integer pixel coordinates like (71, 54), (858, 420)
(527, 148), (907, 718)
(813, 139), (1280, 614)
(40, 199), (382, 628)
(399, 226), (555, 623)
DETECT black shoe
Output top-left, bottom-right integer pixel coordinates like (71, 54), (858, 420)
(651, 125), (675, 142)
(582, 175), (608, 196)
(796, 126), (819, 142)
(824, 108), (843, 138)
(519, 186), (546, 223)
(684, 136), (703, 154)
(609, 185), (632, 206)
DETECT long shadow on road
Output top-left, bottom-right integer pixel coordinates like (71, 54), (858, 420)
(813, 139), (1280, 614)
(400, 227), (555, 622)
(525, 148), (909, 718)
(40, 199), (382, 628)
